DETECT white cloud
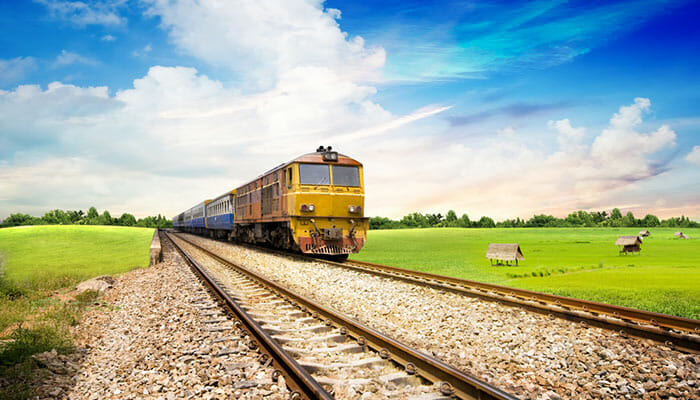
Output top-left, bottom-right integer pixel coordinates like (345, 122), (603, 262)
(36, 0), (126, 26)
(101, 34), (116, 42)
(143, 0), (385, 86)
(53, 50), (99, 68)
(1, 2), (694, 222)
(548, 118), (584, 152)
(0, 57), (37, 86)
(686, 145), (700, 166)
(497, 125), (516, 137)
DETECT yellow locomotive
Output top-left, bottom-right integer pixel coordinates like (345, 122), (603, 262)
(175, 146), (368, 258)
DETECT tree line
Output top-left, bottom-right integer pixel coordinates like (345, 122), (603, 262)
(370, 208), (699, 230)
(0, 207), (172, 229)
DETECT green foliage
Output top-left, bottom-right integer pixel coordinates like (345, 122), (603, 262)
(365, 209), (698, 230)
(0, 325), (73, 367)
(1, 207), (172, 228)
(73, 290), (99, 305)
(351, 227), (700, 318)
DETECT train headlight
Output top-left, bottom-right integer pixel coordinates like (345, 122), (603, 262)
(348, 205), (361, 214)
(322, 151), (338, 162)
(308, 204), (315, 211)
(300, 204), (315, 212)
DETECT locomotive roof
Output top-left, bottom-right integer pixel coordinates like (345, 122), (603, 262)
(290, 151), (362, 166)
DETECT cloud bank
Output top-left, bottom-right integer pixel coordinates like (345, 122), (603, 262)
(1, 1), (696, 221)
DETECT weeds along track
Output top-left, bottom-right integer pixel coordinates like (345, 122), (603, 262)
(177, 232), (700, 400)
(167, 232), (516, 400)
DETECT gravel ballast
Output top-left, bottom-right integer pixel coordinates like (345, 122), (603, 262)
(184, 234), (700, 400)
(32, 235), (289, 399)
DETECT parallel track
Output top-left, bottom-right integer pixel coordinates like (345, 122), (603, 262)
(210, 237), (700, 353)
(168, 232), (518, 400)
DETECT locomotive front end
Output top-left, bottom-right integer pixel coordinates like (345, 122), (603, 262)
(287, 147), (369, 256)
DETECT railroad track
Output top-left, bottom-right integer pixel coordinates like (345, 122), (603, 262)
(166, 231), (518, 400)
(200, 236), (700, 354)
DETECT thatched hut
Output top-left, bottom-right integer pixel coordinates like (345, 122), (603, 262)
(486, 243), (525, 266)
(616, 236), (642, 255)
(639, 230), (650, 237)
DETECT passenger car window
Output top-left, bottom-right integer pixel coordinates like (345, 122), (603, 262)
(332, 166), (360, 187)
(299, 164), (330, 185)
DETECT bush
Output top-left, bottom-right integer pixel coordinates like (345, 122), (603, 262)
(0, 325), (73, 367)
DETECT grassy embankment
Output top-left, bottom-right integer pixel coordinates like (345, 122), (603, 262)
(0, 225), (153, 398)
(350, 228), (700, 319)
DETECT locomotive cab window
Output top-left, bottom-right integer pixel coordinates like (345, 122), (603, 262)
(299, 163), (330, 185)
(332, 166), (360, 187)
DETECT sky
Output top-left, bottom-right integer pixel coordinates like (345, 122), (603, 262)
(1, 0), (699, 221)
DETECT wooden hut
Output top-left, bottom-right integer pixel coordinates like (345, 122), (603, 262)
(639, 230), (650, 237)
(486, 243), (525, 266)
(616, 236), (642, 255)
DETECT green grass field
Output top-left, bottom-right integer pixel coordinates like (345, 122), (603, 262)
(0, 225), (154, 396)
(0, 225), (154, 288)
(350, 228), (700, 318)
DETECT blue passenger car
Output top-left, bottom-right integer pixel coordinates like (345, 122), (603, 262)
(205, 190), (236, 231)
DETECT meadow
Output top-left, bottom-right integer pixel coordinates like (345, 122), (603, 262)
(0, 225), (154, 396)
(350, 227), (700, 319)
(0, 225), (153, 287)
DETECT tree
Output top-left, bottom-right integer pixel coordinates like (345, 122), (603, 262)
(622, 211), (637, 227)
(458, 213), (471, 228)
(643, 214), (660, 227)
(0, 213), (40, 227)
(445, 210), (458, 227)
(99, 210), (113, 225)
(41, 209), (71, 225)
(477, 216), (496, 228)
(118, 213), (137, 226)
(426, 213), (443, 227)
(610, 208), (622, 220)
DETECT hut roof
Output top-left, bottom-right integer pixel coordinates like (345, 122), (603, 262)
(616, 236), (642, 246)
(486, 243), (524, 261)
(639, 230), (650, 236)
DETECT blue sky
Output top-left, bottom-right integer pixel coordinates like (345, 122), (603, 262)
(1, 0), (699, 220)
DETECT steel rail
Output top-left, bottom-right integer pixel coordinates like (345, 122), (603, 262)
(165, 232), (333, 400)
(208, 237), (700, 353)
(171, 232), (519, 400)
(339, 259), (700, 353)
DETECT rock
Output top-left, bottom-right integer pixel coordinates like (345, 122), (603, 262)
(76, 276), (115, 294)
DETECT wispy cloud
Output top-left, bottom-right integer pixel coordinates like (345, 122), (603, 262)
(331, 105), (452, 142)
(374, 0), (686, 81)
(36, 0), (126, 26)
(52, 50), (99, 68)
(448, 101), (570, 126)
(686, 146), (700, 166)
(101, 34), (116, 42)
(0, 57), (37, 87)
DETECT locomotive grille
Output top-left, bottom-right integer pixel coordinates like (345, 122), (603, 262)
(304, 244), (353, 254)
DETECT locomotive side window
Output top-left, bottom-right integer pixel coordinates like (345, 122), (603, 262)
(332, 166), (360, 187)
(287, 167), (292, 189)
(299, 163), (330, 185)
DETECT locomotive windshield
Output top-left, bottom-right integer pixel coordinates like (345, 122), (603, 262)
(299, 163), (330, 185)
(332, 165), (360, 187)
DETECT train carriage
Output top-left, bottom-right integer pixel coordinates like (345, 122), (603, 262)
(173, 146), (368, 258)
(205, 190), (236, 238)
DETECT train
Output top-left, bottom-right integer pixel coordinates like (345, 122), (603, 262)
(173, 146), (368, 259)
